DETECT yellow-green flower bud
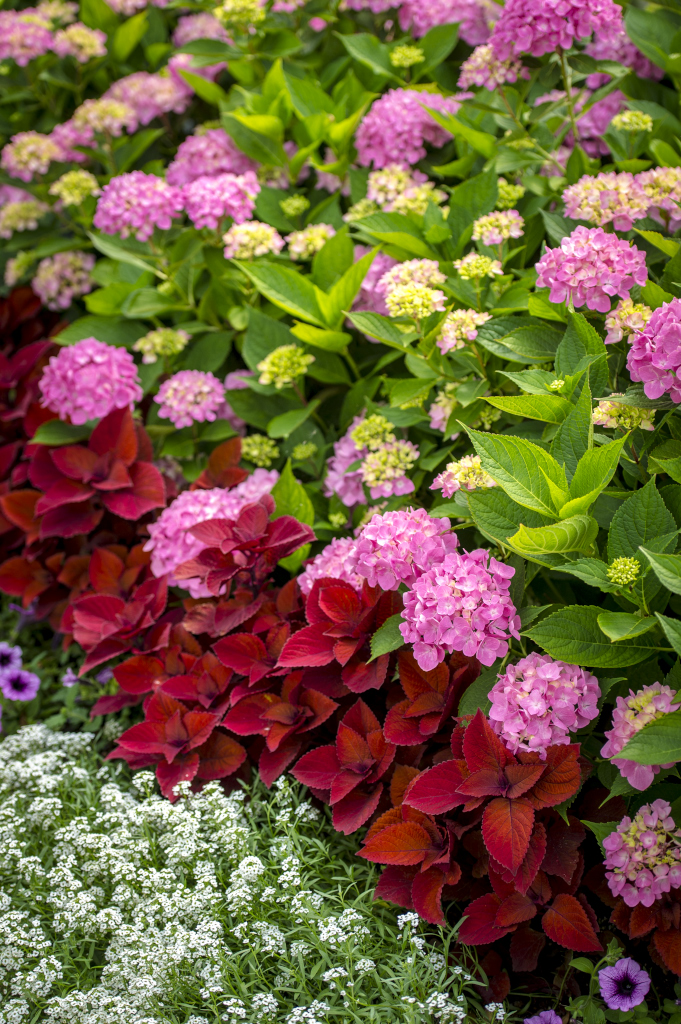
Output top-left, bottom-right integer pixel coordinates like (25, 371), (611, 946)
(241, 435), (279, 467)
(257, 344), (315, 389)
(607, 557), (640, 586)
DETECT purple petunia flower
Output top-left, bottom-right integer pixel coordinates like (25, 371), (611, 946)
(0, 642), (22, 676)
(0, 668), (41, 702)
(61, 668), (79, 687)
(524, 1012), (562, 1024)
(598, 959), (650, 1011)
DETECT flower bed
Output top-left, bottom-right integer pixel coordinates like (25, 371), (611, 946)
(2, 0), (681, 1018)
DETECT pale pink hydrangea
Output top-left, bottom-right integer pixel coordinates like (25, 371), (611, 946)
(0, 185), (33, 207)
(604, 799), (681, 908)
(601, 683), (681, 789)
(93, 172), (184, 242)
(436, 309), (491, 355)
(39, 337), (142, 424)
(48, 120), (91, 163)
(104, 0), (168, 13)
(400, 548), (520, 670)
(428, 387), (459, 435)
(298, 536), (363, 596)
(355, 88), (472, 169)
(430, 455), (496, 497)
(399, 0), (498, 46)
(340, 0), (393, 11)
(172, 13), (230, 45)
(221, 369), (253, 435)
(0, 10), (53, 65)
(223, 221), (285, 259)
(490, 0), (623, 61)
(144, 471), (278, 596)
(324, 415), (369, 508)
(352, 247), (399, 319)
(627, 298), (681, 403)
(104, 71), (190, 128)
(167, 129), (257, 188)
(167, 53), (226, 96)
(458, 43), (527, 90)
(31, 251), (95, 311)
(638, 166), (681, 231)
(361, 439), (419, 499)
(182, 172), (259, 230)
(366, 164), (428, 207)
(562, 172), (648, 232)
(349, 507), (458, 591)
(605, 299), (652, 345)
(585, 30), (664, 87)
(52, 22), (107, 62)
(376, 258), (446, 299)
(489, 652), (600, 757)
(1, 132), (63, 182)
(155, 370), (226, 429)
(472, 209), (524, 245)
(535, 225), (647, 314)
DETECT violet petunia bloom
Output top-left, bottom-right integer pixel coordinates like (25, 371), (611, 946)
(598, 958), (650, 1011)
(524, 1013), (562, 1024)
(0, 642), (22, 677)
(0, 668), (41, 702)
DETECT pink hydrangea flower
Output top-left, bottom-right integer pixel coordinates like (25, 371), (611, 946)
(585, 29), (663, 87)
(104, 71), (190, 128)
(490, 0), (623, 61)
(181, 171), (260, 230)
(352, 247), (399, 319)
(399, 0), (498, 45)
(221, 369), (253, 435)
(400, 548), (520, 670)
(349, 507), (458, 591)
(627, 298), (681, 403)
(0, 131), (63, 182)
(155, 370), (226, 429)
(601, 683), (681, 789)
(488, 652), (600, 757)
(144, 471), (279, 597)
(323, 415), (369, 507)
(172, 13), (230, 45)
(166, 128), (257, 187)
(93, 172), (184, 241)
(167, 53), (225, 96)
(535, 225), (647, 314)
(52, 22), (107, 62)
(604, 799), (681, 907)
(361, 439), (419, 499)
(638, 166), (681, 232)
(355, 88), (472, 168)
(0, 11), (53, 66)
(458, 43), (527, 90)
(577, 90), (625, 157)
(39, 337), (142, 425)
(298, 536), (364, 595)
(340, 0), (394, 10)
(562, 172), (648, 232)
(31, 251), (95, 311)
(431, 455), (496, 496)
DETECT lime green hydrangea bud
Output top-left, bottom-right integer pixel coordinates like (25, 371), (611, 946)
(351, 414), (395, 451)
(257, 344), (315, 389)
(391, 183), (447, 216)
(607, 557), (640, 586)
(49, 170), (100, 207)
(453, 253), (503, 280)
(4, 251), (34, 287)
(292, 441), (317, 460)
(280, 194), (310, 218)
(343, 198), (381, 223)
(216, 0), (265, 32)
(548, 379), (565, 391)
(592, 399), (655, 432)
(361, 440), (419, 488)
(385, 282), (446, 319)
(133, 328), (190, 365)
(0, 200), (49, 240)
(611, 110), (653, 133)
(389, 44), (424, 68)
(241, 435), (279, 467)
(286, 223), (335, 260)
(328, 511), (347, 529)
(497, 177), (525, 210)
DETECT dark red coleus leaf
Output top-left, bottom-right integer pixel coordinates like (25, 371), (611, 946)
(412, 867), (447, 926)
(509, 926), (546, 973)
(653, 926), (681, 975)
(541, 893), (602, 952)
(482, 797), (534, 874)
(403, 760), (469, 815)
(458, 893), (514, 945)
(373, 865), (417, 910)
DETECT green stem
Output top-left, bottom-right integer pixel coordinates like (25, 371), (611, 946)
(559, 49), (580, 144)
(497, 86), (565, 173)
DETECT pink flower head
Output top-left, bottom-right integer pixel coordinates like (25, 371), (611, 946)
(144, 471), (278, 597)
(355, 88), (472, 168)
(352, 247), (399, 319)
(585, 30), (663, 87)
(323, 415), (369, 508)
(601, 682), (681, 788)
(562, 172), (648, 232)
(349, 507), (459, 592)
(490, 0), (623, 61)
(638, 166), (681, 232)
(603, 799), (681, 907)
(0, 131), (63, 182)
(181, 171), (260, 230)
(340, 0), (394, 10)
(297, 536), (364, 596)
(155, 370), (226, 429)
(535, 225), (647, 314)
(39, 337), (142, 425)
(489, 652), (600, 757)
(0, 11), (53, 66)
(400, 548), (520, 670)
(93, 172), (184, 241)
(166, 128), (257, 187)
(104, 71), (190, 128)
(31, 251), (95, 311)
(221, 369), (254, 435)
(172, 13), (230, 46)
(399, 0), (498, 46)
(627, 298), (681, 403)
(458, 43), (527, 90)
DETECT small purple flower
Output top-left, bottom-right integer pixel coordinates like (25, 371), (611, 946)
(0, 642), (22, 676)
(61, 668), (79, 687)
(598, 958), (650, 1011)
(0, 668), (40, 702)
(524, 1012), (562, 1024)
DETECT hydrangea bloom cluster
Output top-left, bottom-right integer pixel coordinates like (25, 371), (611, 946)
(172, 12), (229, 45)
(390, 45), (424, 69)
(603, 799), (681, 907)
(497, 177), (525, 209)
(585, 30), (663, 86)
(355, 88), (470, 168)
(488, 652), (600, 757)
(145, 471), (278, 595)
(607, 557), (641, 587)
(398, 0), (497, 46)
(378, 259), (446, 295)
(0, 131), (63, 182)
(53, 22), (107, 61)
(562, 172), (648, 231)
(257, 345), (315, 389)
(535, 226), (647, 313)
(611, 110), (653, 133)
(324, 415), (370, 507)
(280, 194), (310, 218)
(71, 98), (136, 139)
(49, 169), (100, 206)
(400, 548), (520, 670)
(298, 537), (364, 595)
(458, 43), (527, 90)
(31, 251), (95, 311)
(0, 10), (53, 65)
(638, 166), (681, 230)
(490, 0), (623, 60)
(454, 253), (503, 280)
(182, 172), (259, 230)
(430, 455), (496, 497)
(166, 128), (257, 188)
(601, 683), (681, 790)
(93, 172), (184, 241)
(4, 252), (34, 287)
(0, 199), (49, 239)
(352, 249), (399, 318)
(155, 370), (226, 429)
(428, 385), (459, 435)
(366, 165), (441, 211)
(472, 209), (524, 246)
(215, 0), (265, 32)
(223, 221), (285, 259)
(605, 299), (652, 345)
(627, 298), (681, 403)
(105, 71), (189, 129)
(39, 337), (142, 424)
(361, 440), (419, 499)
(349, 508), (459, 591)
(592, 399), (654, 432)
(386, 283), (446, 319)
(133, 328), (190, 364)
(241, 435), (279, 467)
(436, 309), (491, 354)
(286, 224), (336, 260)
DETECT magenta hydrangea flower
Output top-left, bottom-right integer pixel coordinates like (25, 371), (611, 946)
(323, 415), (369, 507)
(39, 337), (142, 425)
(355, 88), (472, 168)
(172, 12), (230, 45)
(0, 11), (53, 66)
(297, 537), (364, 596)
(93, 172), (184, 242)
(348, 507), (459, 592)
(166, 128), (257, 187)
(341, 0), (394, 10)
(601, 682), (681, 788)
(0, 642), (22, 676)
(488, 652), (600, 758)
(398, 0), (498, 46)
(490, 0), (623, 61)
(603, 799), (681, 908)
(155, 370), (226, 429)
(585, 30), (663, 86)
(181, 171), (260, 230)
(352, 247), (399, 319)
(535, 225), (647, 314)
(144, 471), (278, 596)
(458, 43), (527, 90)
(104, 71), (190, 128)
(0, 131), (63, 182)
(627, 298), (681, 403)
(562, 172), (648, 232)
(400, 548), (520, 671)
(0, 667), (40, 701)
(598, 959), (651, 1011)
(31, 251), (95, 311)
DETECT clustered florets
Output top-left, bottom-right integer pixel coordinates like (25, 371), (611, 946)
(627, 297), (681, 403)
(562, 172), (649, 232)
(257, 345), (315, 389)
(133, 328), (190, 364)
(605, 299), (653, 345)
(223, 220), (285, 259)
(436, 309), (491, 354)
(607, 556), (641, 586)
(592, 399), (655, 432)
(349, 507), (459, 591)
(39, 337), (142, 424)
(604, 799), (681, 907)
(472, 209), (524, 246)
(286, 223), (336, 260)
(31, 251), (95, 311)
(430, 455), (496, 497)
(601, 683), (681, 790)
(298, 536), (364, 595)
(241, 435), (280, 467)
(454, 253), (503, 280)
(155, 370), (226, 429)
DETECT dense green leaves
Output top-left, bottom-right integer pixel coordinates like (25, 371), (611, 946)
(467, 429), (567, 518)
(525, 606), (660, 667)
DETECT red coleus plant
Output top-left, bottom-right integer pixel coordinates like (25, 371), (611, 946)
(384, 650), (479, 745)
(190, 437), (248, 491)
(611, 891), (681, 976)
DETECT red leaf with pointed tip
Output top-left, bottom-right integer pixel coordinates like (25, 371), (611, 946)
(488, 860), (516, 899)
(277, 623), (336, 667)
(509, 926), (545, 973)
(373, 865), (417, 909)
(332, 783), (382, 834)
(628, 904), (657, 939)
(336, 720), (372, 767)
(29, 445), (62, 491)
(41, 500), (102, 539)
(90, 407), (138, 464)
(457, 768), (507, 798)
(458, 893), (514, 945)
(113, 654), (165, 695)
(504, 763), (546, 799)
(524, 744), (581, 809)
(223, 694), (271, 735)
(359, 821), (434, 865)
(36, 478), (95, 514)
(0, 489), (40, 532)
(495, 892), (537, 928)
(542, 894), (602, 952)
(156, 754), (199, 802)
(116, 720), (168, 754)
(90, 690), (142, 717)
(318, 583), (361, 625)
(89, 547), (125, 594)
(412, 867), (446, 926)
(182, 710), (220, 752)
(403, 760), (469, 815)
(103, 462), (166, 520)
(214, 633), (268, 675)
(510, 821), (547, 895)
(384, 701), (424, 745)
(194, 730), (246, 780)
(482, 797), (534, 874)
(390, 765), (421, 807)
(342, 652), (388, 693)
(541, 817), (585, 883)
(463, 709), (513, 774)
(259, 737), (302, 788)
(653, 926), (681, 975)
(291, 744), (340, 789)
(50, 445), (98, 481)
(398, 650), (449, 700)
(343, 697), (381, 738)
